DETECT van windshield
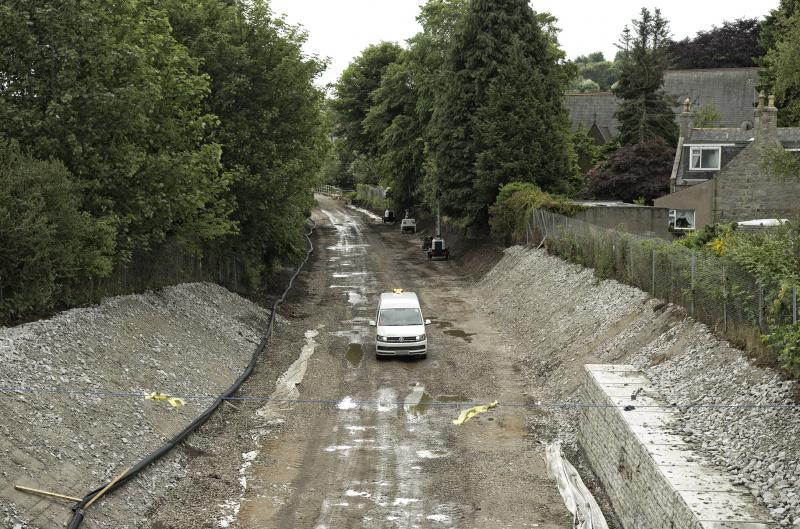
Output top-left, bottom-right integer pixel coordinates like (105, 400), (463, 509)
(379, 308), (423, 326)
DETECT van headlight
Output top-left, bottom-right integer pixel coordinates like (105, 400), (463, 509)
(377, 335), (388, 342)
(416, 334), (426, 341)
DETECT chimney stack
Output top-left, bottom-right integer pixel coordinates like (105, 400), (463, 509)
(679, 97), (693, 139)
(754, 91), (779, 144)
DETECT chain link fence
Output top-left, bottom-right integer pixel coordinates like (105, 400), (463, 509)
(526, 208), (799, 352)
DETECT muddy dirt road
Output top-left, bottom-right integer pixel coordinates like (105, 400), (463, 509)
(147, 195), (571, 529)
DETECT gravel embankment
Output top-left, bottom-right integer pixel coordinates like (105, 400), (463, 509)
(478, 246), (799, 527)
(0, 283), (273, 529)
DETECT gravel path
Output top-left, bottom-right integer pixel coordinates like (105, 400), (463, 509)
(478, 246), (800, 527)
(0, 283), (272, 529)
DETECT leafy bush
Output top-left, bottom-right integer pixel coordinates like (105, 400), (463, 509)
(764, 324), (800, 378)
(489, 182), (583, 245)
(676, 221), (800, 376)
(0, 141), (115, 320)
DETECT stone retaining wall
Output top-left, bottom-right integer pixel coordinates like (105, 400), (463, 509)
(578, 364), (777, 529)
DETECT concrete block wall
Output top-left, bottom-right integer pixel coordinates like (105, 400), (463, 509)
(578, 364), (777, 529)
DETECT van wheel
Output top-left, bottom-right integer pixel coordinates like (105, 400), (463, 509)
(419, 353), (427, 360)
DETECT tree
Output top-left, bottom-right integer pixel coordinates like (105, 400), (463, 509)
(332, 42), (403, 158)
(613, 8), (678, 146)
(571, 52), (619, 91)
(0, 141), (115, 318)
(165, 0), (328, 278)
(428, 0), (577, 225)
(0, 0), (234, 255)
(587, 139), (674, 202)
(692, 104), (722, 128)
(759, 2), (800, 126)
(669, 19), (764, 69)
(363, 0), (469, 211)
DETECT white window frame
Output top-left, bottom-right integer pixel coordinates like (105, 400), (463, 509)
(689, 146), (722, 171)
(669, 209), (696, 231)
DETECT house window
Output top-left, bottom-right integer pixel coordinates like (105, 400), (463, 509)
(690, 147), (721, 170)
(669, 209), (696, 231)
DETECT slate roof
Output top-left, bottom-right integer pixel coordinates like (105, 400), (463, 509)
(664, 68), (760, 129)
(564, 92), (619, 137)
(687, 128), (800, 144)
(565, 68), (761, 142)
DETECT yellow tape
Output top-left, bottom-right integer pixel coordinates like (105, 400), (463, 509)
(452, 401), (499, 425)
(144, 392), (186, 408)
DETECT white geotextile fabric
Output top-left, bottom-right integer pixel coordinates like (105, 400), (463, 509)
(545, 441), (610, 529)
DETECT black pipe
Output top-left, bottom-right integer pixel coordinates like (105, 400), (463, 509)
(66, 222), (317, 528)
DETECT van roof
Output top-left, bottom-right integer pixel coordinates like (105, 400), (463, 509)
(379, 291), (420, 308)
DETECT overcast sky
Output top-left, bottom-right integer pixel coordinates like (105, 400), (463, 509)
(269, 0), (779, 87)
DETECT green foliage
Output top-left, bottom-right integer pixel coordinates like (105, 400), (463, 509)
(759, 1), (800, 125)
(363, 0), (468, 212)
(677, 221), (800, 377)
(0, 0), (234, 253)
(571, 52), (619, 91)
(0, 141), (115, 318)
(613, 8), (678, 146)
(332, 42), (404, 157)
(568, 77), (601, 93)
(692, 104), (723, 128)
(166, 0), (327, 271)
(429, 0), (578, 225)
(763, 147), (800, 182)
(0, 0), (327, 321)
(571, 127), (603, 176)
(489, 182), (583, 245)
(763, 324), (800, 377)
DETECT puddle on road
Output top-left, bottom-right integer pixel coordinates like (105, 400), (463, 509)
(436, 395), (470, 404)
(444, 329), (476, 342)
(345, 343), (364, 367)
(404, 386), (471, 416)
(347, 292), (366, 305)
(428, 318), (453, 329)
(404, 385), (434, 417)
(333, 271), (367, 278)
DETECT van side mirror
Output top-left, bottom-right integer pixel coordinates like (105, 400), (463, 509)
(425, 319), (431, 325)
(369, 320), (376, 327)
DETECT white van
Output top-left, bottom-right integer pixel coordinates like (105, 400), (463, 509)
(370, 290), (430, 358)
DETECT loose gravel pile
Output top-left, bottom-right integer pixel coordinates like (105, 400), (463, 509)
(0, 283), (272, 529)
(478, 246), (800, 527)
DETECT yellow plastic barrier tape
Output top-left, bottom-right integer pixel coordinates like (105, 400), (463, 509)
(452, 401), (499, 425)
(144, 392), (186, 408)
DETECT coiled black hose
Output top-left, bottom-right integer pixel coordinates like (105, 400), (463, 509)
(66, 221), (316, 529)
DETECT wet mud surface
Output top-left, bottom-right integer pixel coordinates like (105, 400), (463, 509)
(145, 196), (572, 529)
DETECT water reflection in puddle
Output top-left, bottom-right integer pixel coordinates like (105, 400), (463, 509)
(403, 385), (470, 416)
(347, 292), (366, 305)
(345, 343), (364, 367)
(444, 329), (476, 342)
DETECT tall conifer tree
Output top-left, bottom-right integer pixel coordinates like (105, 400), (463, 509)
(613, 8), (678, 146)
(428, 0), (576, 225)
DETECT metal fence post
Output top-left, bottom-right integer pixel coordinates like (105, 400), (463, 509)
(690, 252), (696, 317)
(723, 265), (728, 332)
(794, 286), (798, 325)
(651, 249), (656, 296)
(757, 280), (764, 331)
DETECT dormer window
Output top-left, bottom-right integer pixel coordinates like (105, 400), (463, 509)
(690, 147), (721, 170)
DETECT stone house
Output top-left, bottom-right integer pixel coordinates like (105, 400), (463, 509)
(654, 94), (800, 231)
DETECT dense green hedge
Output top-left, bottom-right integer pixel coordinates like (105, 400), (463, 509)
(489, 182), (584, 245)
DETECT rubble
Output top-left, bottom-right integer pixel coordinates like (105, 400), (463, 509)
(478, 246), (799, 527)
